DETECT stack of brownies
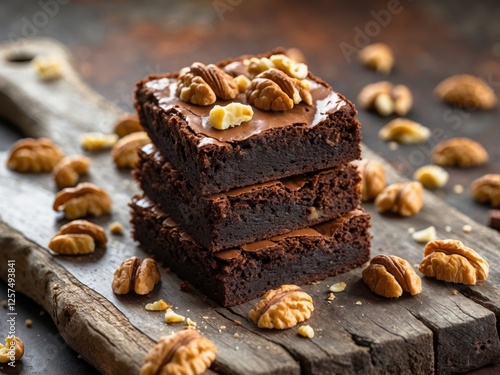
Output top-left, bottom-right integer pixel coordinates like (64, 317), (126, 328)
(130, 50), (371, 307)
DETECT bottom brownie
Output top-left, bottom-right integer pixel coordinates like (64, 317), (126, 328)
(130, 196), (371, 307)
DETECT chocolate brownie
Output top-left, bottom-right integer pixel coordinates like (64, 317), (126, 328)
(130, 196), (371, 307)
(134, 144), (362, 251)
(135, 50), (362, 195)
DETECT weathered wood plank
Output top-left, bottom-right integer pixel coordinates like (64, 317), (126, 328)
(0, 38), (500, 374)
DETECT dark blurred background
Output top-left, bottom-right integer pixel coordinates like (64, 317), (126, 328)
(0, 1), (499, 373)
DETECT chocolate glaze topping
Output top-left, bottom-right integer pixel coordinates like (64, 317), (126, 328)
(144, 61), (346, 146)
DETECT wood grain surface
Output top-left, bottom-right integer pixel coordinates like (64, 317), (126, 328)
(0, 37), (499, 374)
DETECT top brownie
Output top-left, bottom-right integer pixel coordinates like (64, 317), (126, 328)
(135, 49), (361, 195)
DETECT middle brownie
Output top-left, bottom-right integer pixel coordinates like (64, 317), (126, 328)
(135, 144), (361, 252)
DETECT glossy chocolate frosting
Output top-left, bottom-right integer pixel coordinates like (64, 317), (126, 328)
(144, 61), (347, 146)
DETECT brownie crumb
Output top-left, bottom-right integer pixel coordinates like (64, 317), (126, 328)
(180, 281), (191, 292)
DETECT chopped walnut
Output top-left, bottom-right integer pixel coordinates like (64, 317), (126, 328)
(53, 182), (111, 219)
(297, 325), (315, 338)
(435, 74), (497, 110)
(0, 336), (24, 363)
(413, 165), (449, 189)
(108, 221), (124, 235)
(145, 299), (171, 311)
(419, 239), (489, 285)
(246, 56), (275, 78)
(375, 181), (424, 217)
(379, 118), (431, 144)
(164, 308), (186, 324)
(234, 74), (251, 93)
(269, 54), (308, 79)
(358, 81), (412, 116)
(329, 282), (346, 293)
(113, 113), (143, 138)
(432, 138), (488, 167)
(470, 174), (500, 207)
(112, 257), (161, 295)
(33, 55), (63, 81)
(81, 132), (118, 151)
(112, 131), (151, 169)
(412, 226), (437, 243)
(248, 285), (314, 329)
(354, 159), (387, 202)
(7, 138), (64, 173)
(52, 155), (91, 189)
(358, 43), (394, 74)
(140, 330), (216, 375)
(363, 255), (422, 298)
(209, 103), (254, 130)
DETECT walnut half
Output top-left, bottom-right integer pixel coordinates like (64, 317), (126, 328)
(7, 138), (64, 173)
(470, 174), (500, 207)
(140, 330), (216, 375)
(354, 159), (386, 202)
(432, 138), (488, 168)
(375, 181), (424, 217)
(435, 74), (497, 110)
(112, 256), (161, 295)
(112, 131), (151, 169)
(358, 81), (412, 116)
(363, 255), (422, 298)
(52, 155), (91, 189)
(53, 182), (111, 219)
(248, 285), (314, 329)
(0, 336), (24, 363)
(419, 239), (489, 285)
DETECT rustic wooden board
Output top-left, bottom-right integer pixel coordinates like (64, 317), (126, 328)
(0, 38), (499, 375)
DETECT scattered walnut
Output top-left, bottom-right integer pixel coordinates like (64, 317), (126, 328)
(234, 74), (251, 93)
(0, 336), (24, 363)
(379, 118), (431, 144)
(297, 325), (315, 339)
(53, 182), (111, 219)
(164, 308), (186, 324)
(140, 330), (216, 375)
(33, 55), (63, 80)
(470, 174), (500, 207)
(435, 74), (497, 110)
(329, 282), (346, 293)
(248, 285), (314, 329)
(363, 255), (422, 298)
(354, 159), (386, 202)
(25, 319), (33, 327)
(108, 221), (124, 235)
(432, 138), (488, 167)
(375, 181), (424, 217)
(145, 299), (171, 311)
(81, 132), (118, 151)
(52, 155), (91, 189)
(48, 234), (95, 255)
(419, 240), (489, 285)
(413, 165), (449, 189)
(112, 131), (151, 169)
(113, 113), (143, 138)
(358, 43), (394, 74)
(112, 257), (161, 295)
(56, 220), (107, 246)
(7, 138), (64, 173)
(209, 103), (254, 130)
(358, 81), (412, 116)
(412, 226), (437, 243)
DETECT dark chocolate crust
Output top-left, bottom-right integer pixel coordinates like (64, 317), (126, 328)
(135, 51), (362, 195)
(130, 196), (371, 307)
(134, 144), (362, 251)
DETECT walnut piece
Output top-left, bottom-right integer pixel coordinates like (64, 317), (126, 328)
(354, 159), (386, 202)
(413, 165), (449, 189)
(56, 220), (107, 246)
(7, 138), (64, 173)
(52, 155), (91, 189)
(363, 255), (422, 298)
(269, 54), (308, 79)
(112, 256), (161, 295)
(358, 81), (412, 116)
(114, 113), (143, 138)
(246, 56), (275, 78)
(379, 118), (431, 144)
(140, 330), (216, 375)
(297, 325), (315, 338)
(470, 174), (500, 207)
(358, 43), (394, 74)
(164, 308), (186, 324)
(53, 182), (112, 219)
(435, 74), (497, 110)
(209, 103), (254, 130)
(81, 132), (118, 151)
(108, 221), (124, 235)
(412, 226), (437, 243)
(235, 74), (251, 93)
(432, 137), (488, 167)
(177, 71), (216, 106)
(0, 336), (24, 363)
(419, 239), (489, 285)
(248, 285), (314, 329)
(48, 234), (95, 255)
(112, 131), (151, 169)
(145, 299), (171, 311)
(33, 55), (63, 81)
(375, 181), (424, 217)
